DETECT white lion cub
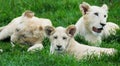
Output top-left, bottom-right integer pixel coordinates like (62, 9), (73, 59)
(75, 2), (119, 46)
(0, 11), (52, 52)
(45, 25), (116, 60)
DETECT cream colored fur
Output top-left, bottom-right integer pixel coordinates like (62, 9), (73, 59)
(75, 2), (119, 46)
(0, 11), (52, 52)
(45, 25), (116, 60)
(0, 26), (5, 31)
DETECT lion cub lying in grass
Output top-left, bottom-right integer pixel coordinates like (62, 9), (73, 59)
(0, 11), (52, 52)
(45, 25), (116, 60)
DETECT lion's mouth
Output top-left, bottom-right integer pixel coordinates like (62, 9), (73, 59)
(92, 27), (103, 33)
(55, 48), (63, 51)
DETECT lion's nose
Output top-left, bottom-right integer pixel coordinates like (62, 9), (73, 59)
(100, 23), (106, 27)
(57, 45), (62, 49)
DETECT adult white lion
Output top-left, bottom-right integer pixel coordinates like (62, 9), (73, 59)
(75, 2), (119, 46)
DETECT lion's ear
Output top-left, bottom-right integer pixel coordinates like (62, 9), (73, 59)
(44, 26), (55, 36)
(101, 4), (108, 11)
(80, 2), (90, 15)
(66, 25), (76, 37)
(22, 10), (34, 18)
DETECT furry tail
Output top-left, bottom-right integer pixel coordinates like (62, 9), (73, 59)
(0, 26), (5, 31)
(102, 22), (119, 38)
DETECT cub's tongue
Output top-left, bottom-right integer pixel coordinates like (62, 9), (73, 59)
(93, 27), (102, 33)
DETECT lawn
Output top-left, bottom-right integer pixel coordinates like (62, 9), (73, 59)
(0, 0), (120, 66)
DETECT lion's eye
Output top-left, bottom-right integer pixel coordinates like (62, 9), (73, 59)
(20, 34), (26, 38)
(54, 36), (57, 39)
(104, 15), (106, 18)
(94, 12), (98, 16)
(16, 28), (20, 32)
(63, 37), (67, 40)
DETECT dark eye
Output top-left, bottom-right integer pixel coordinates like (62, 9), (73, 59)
(54, 36), (57, 39)
(20, 34), (26, 38)
(63, 37), (67, 40)
(16, 28), (20, 32)
(104, 15), (106, 18)
(94, 12), (98, 16)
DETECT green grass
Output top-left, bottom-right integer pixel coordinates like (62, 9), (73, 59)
(0, 0), (120, 66)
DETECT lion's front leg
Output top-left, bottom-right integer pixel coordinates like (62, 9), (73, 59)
(27, 43), (44, 52)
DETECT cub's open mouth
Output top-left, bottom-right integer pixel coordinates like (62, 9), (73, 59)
(92, 27), (103, 33)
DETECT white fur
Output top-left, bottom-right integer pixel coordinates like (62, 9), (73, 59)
(45, 25), (116, 60)
(0, 17), (22, 40)
(75, 2), (119, 46)
(27, 43), (43, 52)
(102, 22), (119, 38)
(0, 11), (52, 52)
